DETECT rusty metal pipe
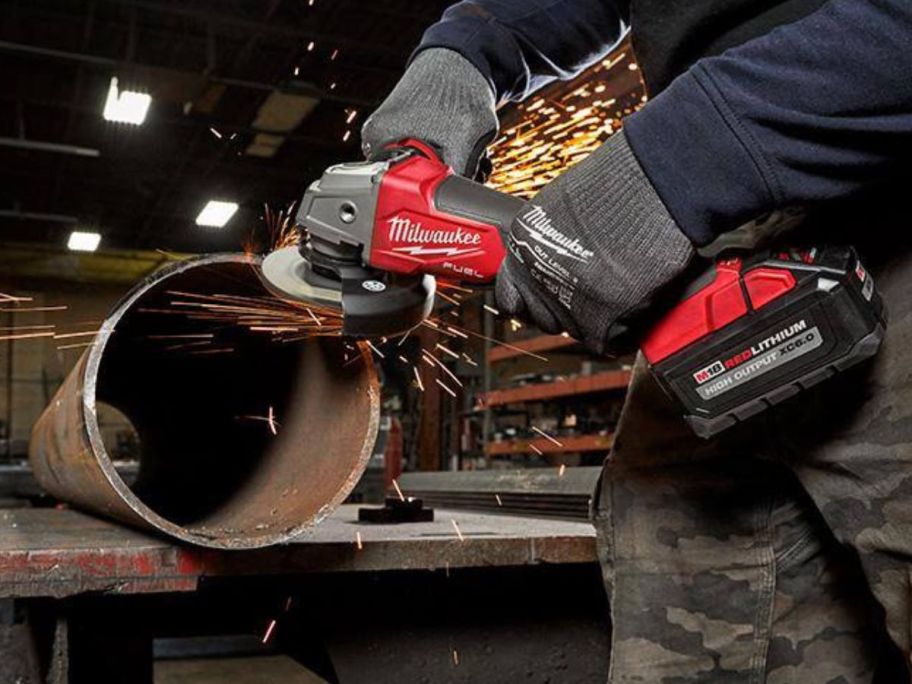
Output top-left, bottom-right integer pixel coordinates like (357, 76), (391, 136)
(29, 254), (379, 549)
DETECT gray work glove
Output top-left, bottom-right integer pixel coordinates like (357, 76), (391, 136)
(495, 131), (696, 356)
(361, 49), (498, 178)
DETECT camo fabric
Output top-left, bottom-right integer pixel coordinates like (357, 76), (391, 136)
(593, 245), (912, 682)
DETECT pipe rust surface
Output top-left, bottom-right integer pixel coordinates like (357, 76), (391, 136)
(29, 254), (379, 549)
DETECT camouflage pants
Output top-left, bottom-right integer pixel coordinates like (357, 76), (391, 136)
(594, 250), (912, 682)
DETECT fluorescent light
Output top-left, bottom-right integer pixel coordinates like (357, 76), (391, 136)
(67, 231), (101, 252)
(196, 200), (239, 228)
(103, 77), (151, 125)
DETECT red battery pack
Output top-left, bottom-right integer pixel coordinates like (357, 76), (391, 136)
(641, 246), (886, 438)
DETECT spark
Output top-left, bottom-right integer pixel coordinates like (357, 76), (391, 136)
(147, 334), (214, 340)
(435, 343), (459, 360)
(0, 294), (33, 303)
(267, 406), (278, 435)
(432, 318), (549, 362)
(529, 444), (543, 456)
(186, 347), (234, 355)
(0, 306), (67, 313)
(438, 282), (473, 294)
(435, 290), (461, 307)
(163, 340), (212, 351)
(53, 330), (99, 340)
(436, 378), (457, 398)
(366, 340), (385, 358)
(558, 464), (567, 477)
(355, 531), (363, 550)
(451, 519), (465, 542)
(462, 353), (478, 367)
(342, 130), (351, 142)
(413, 366), (425, 392)
(346, 110), (358, 124)
(0, 325), (53, 331)
(430, 356), (463, 388)
(452, 649), (460, 666)
(420, 353), (435, 368)
(209, 127), (222, 139)
(397, 331), (411, 346)
(392, 479), (406, 502)
(0, 331), (55, 342)
(398, 355), (409, 363)
(57, 341), (95, 351)
(307, 40), (315, 51)
(495, 494), (503, 506)
(294, 66), (300, 76)
(483, 304), (500, 315)
(262, 619), (277, 644)
(330, 48), (339, 61)
(305, 308), (322, 327)
(284, 597), (293, 612)
(531, 426), (564, 447)
(156, 290), (343, 342)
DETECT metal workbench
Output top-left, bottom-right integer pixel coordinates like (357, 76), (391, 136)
(0, 505), (609, 683)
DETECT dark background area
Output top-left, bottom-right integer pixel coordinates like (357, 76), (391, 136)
(0, 0), (453, 254)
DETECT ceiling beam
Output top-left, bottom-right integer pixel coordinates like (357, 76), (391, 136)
(0, 39), (379, 108)
(103, 0), (407, 57)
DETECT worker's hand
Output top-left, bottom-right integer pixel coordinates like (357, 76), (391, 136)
(495, 131), (696, 356)
(361, 49), (498, 178)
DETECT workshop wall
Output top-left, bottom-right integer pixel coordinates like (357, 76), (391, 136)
(0, 280), (128, 448)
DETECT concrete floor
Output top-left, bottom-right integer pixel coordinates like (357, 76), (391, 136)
(154, 656), (327, 684)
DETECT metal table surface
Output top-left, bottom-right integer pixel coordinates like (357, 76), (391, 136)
(0, 505), (597, 599)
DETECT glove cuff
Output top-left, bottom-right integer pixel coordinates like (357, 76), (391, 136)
(362, 49), (498, 177)
(561, 128), (695, 285)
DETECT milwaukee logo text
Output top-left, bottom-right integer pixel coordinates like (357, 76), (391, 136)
(519, 206), (594, 262)
(387, 216), (481, 246)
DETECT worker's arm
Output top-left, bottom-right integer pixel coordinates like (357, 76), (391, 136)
(625, 0), (912, 245)
(495, 0), (912, 353)
(362, 0), (629, 176)
(415, 0), (630, 102)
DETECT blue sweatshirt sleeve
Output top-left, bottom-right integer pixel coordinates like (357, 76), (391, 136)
(416, 0), (630, 102)
(625, 0), (912, 245)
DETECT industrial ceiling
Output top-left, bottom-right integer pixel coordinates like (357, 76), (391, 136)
(0, 0), (452, 256)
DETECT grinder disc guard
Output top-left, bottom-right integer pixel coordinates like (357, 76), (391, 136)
(260, 246), (436, 338)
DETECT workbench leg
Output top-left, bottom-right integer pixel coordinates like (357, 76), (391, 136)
(0, 599), (43, 683)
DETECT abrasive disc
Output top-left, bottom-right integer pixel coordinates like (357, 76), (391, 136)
(259, 246), (343, 308)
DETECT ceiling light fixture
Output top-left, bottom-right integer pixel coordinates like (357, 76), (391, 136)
(67, 230), (102, 252)
(196, 200), (239, 228)
(103, 77), (151, 125)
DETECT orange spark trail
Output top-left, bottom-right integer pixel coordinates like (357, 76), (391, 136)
(0, 306), (67, 313)
(532, 426), (564, 447)
(0, 331), (55, 342)
(451, 519), (465, 542)
(262, 619), (277, 644)
(267, 406), (278, 435)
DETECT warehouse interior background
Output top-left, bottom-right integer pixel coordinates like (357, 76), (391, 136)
(1, 1), (646, 681)
(1, 0), (644, 472)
